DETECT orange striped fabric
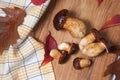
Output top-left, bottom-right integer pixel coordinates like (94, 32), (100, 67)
(0, 0), (55, 80)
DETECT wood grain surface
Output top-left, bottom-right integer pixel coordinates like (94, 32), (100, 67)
(33, 0), (120, 80)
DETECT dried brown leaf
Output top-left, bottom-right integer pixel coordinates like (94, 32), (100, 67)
(104, 59), (120, 80)
(0, 7), (26, 54)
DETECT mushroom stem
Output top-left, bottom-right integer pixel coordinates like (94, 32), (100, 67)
(50, 49), (61, 59)
(80, 59), (91, 68)
(82, 41), (107, 57)
(50, 49), (70, 64)
(79, 28), (101, 50)
(79, 33), (95, 50)
(63, 17), (86, 38)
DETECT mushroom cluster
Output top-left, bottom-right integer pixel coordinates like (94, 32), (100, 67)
(50, 42), (79, 64)
(50, 49), (70, 64)
(79, 28), (101, 50)
(53, 9), (112, 70)
(79, 28), (111, 57)
(58, 42), (79, 55)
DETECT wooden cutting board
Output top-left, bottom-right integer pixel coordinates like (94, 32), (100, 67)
(33, 0), (120, 80)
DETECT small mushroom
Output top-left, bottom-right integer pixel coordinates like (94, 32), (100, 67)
(79, 28), (102, 50)
(73, 57), (92, 69)
(58, 42), (79, 55)
(82, 38), (111, 57)
(50, 49), (70, 64)
(53, 9), (86, 38)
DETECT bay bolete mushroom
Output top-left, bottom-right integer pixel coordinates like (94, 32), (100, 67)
(53, 9), (86, 38)
(50, 49), (70, 64)
(82, 38), (111, 57)
(79, 28), (102, 50)
(73, 57), (92, 70)
(58, 42), (79, 55)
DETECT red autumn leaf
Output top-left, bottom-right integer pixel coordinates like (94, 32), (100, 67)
(96, 0), (103, 5)
(100, 15), (120, 30)
(41, 33), (57, 66)
(0, 7), (26, 54)
(31, 0), (47, 5)
(104, 59), (120, 80)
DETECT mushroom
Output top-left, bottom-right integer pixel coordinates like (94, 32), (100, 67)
(50, 49), (70, 64)
(53, 9), (86, 38)
(82, 38), (111, 57)
(73, 57), (92, 69)
(58, 42), (79, 55)
(79, 28), (101, 50)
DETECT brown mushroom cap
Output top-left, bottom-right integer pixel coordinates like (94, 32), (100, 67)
(90, 28), (102, 41)
(100, 38), (111, 53)
(69, 43), (79, 55)
(53, 9), (69, 30)
(91, 28), (111, 53)
(59, 50), (70, 64)
(73, 57), (81, 69)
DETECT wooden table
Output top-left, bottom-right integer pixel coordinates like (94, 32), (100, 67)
(33, 0), (120, 80)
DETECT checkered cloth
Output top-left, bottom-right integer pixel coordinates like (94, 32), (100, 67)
(0, 0), (55, 80)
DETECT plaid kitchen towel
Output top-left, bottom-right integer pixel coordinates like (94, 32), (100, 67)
(0, 0), (55, 80)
